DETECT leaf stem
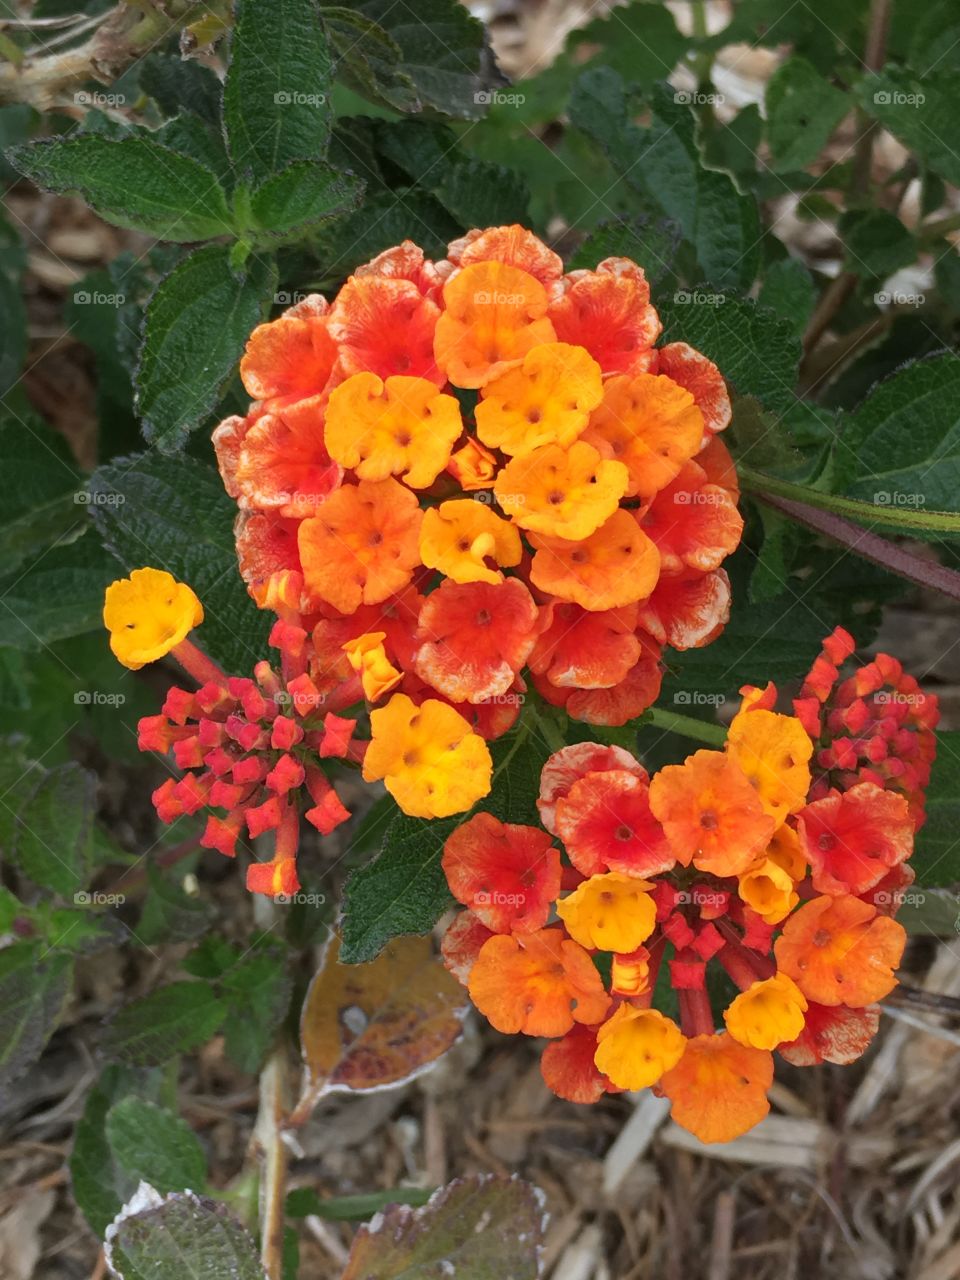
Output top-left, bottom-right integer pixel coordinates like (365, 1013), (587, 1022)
(739, 466), (960, 534)
(645, 707), (727, 746)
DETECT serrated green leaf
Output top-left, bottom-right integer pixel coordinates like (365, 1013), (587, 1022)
(860, 69), (960, 187)
(765, 57), (849, 172)
(838, 208), (916, 279)
(7, 136), (233, 241)
(12, 761), (95, 896)
(106, 1098), (207, 1194)
(433, 157), (529, 230)
(224, 0), (334, 180)
(913, 731), (960, 886)
(323, 8), (419, 113)
(134, 244), (276, 451)
(137, 862), (214, 946)
(0, 415), (81, 575)
(107, 1190), (265, 1280)
(89, 453), (271, 674)
(570, 3), (686, 88)
(0, 942), (72, 1099)
(248, 160), (363, 236)
(104, 982), (227, 1065)
(0, 530), (117, 649)
(657, 293), (801, 412)
(757, 257), (816, 337)
(153, 113), (233, 189)
(568, 216), (682, 286)
(219, 948), (293, 1073)
(138, 53), (222, 126)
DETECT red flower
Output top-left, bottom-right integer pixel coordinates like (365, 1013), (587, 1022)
(778, 1002), (880, 1067)
(637, 569), (731, 651)
(541, 1024), (620, 1104)
(537, 742), (647, 835)
(798, 781), (913, 895)
(442, 811), (561, 933)
(637, 461), (743, 575)
(529, 601), (642, 690)
(555, 769), (674, 878)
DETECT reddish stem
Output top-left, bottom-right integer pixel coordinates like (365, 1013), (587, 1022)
(172, 638), (228, 687)
(678, 985), (715, 1038)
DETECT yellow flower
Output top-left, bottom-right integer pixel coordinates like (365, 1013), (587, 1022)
(494, 441), (629, 540)
(103, 568), (203, 670)
(738, 856), (798, 925)
(610, 947), (651, 998)
(764, 823), (807, 882)
(324, 371), (462, 489)
(476, 341), (603, 455)
(419, 499), (522, 585)
(342, 632), (402, 703)
(594, 1005), (686, 1090)
(724, 973), (808, 1050)
(362, 693), (493, 818)
(447, 436), (498, 491)
(726, 708), (813, 825)
(556, 872), (657, 952)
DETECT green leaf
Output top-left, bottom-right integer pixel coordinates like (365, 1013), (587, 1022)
(71, 1066), (160, 1235)
(0, 263), (26, 397)
(341, 1174), (544, 1280)
(7, 136), (233, 241)
(860, 69), (960, 187)
(248, 160), (363, 236)
(287, 1186), (434, 1220)
(0, 414), (81, 575)
(658, 292), (801, 413)
(568, 216), (682, 287)
(104, 982), (227, 1065)
(323, 9), (419, 114)
(106, 1189), (265, 1280)
(757, 257), (816, 337)
(914, 731), (960, 886)
(569, 71), (761, 290)
(0, 942), (73, 1097)
(224, 0), (334, 180)
(90, 452), (271, 674)
(106, 1098), (207, 1195)
(433, 157), (529, 230)
(570, 4), (686, 88)
(11, 762), (95, 896)
(833, 353), (960, 510)
(137, 862), (215, 946)
(134, 244), (276, 451)
(219, 948), (293, 1073)
(0, 530), (117, 649)
(340, 813), (457, 964)
(838, 209), (916, 279)
(765, 57), (849, 172)
(138, 53), (222, 126)
(328, 0), (497, 119)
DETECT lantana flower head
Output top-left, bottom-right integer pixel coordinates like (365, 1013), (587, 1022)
(437, 631), (936, 1146)
(214, 225), (744, 744)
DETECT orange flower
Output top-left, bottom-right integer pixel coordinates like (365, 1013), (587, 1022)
(696, 434), (739, 496)
(414, 578), (540, 703)
(778, 1002), (880, 1066)
(648, 750), (775, 876)
(328, 274), (442, 384)
(774, 895), (906, 1007)
(324, 372), (461, 488)
(442, 811), (561, 934)
(555, 768), (674, 878)
(561, 635), (663, 726)
(434, 261), (556, 387)
(548, 258), (661, 375)
(580, 372), (703, 500)
(419, 499), (522, 585)
(653, 341), (731, 437)
(725, 707), (813, 826)
(446, 224), (564, 285)
(446, 436), (498, 490)
(595, 1006), (685, 1091)
(441, 910), (493, 985)
(235, 396), (342, 517)
(298, 478), (422, 613)
(529, 509), (660, 611)
(363, 693), (492, 818)
(494, 441), (628, 539)
(798, 781), (913, 896)
(235, 511), (302, 596)
(537, 742), (647, 834)
(541, 1024), (619, 1104)
(529, 601), (640, 690)
(354, 241), (442, 300)
(637, 460), (743, 574)
(659, 1033), (773, 1144)
(556, 871), (657, 952)
(475, 342), (603, 455)
(762, 822), (807, 882)
(724, 974), (808, 1050)
(637, 568), (731, 650)
(342, 631), (402, 702)
(467, 927), (610, 1037)
(239, 296), (337, 402)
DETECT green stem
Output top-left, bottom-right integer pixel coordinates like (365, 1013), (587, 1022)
(531, 699), (567, 754)
(646, 707), (726, 746)
(739, 466), (960, 534)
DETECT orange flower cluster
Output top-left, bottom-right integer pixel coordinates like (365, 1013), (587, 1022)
(440, 636), (939, 1144)
(213, 225), (742, 751)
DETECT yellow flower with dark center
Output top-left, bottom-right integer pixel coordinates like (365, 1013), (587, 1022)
(726, 708), (813, 825)
(103, 568), (203, 671)
(556, 871), (657, 952)
(476, 341), (602, 455)
(724, 973), (808, 1050)
(362, 693), (492, 818)
(419, 499), (522, 585)
(494, 441), (629, 540)
(738, 856), (798, 924)
(594, 1005), (686, 1090)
